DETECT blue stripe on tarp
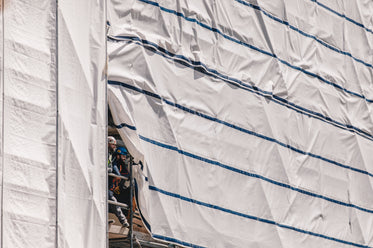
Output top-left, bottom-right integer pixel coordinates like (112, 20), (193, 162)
(152, 234), (207, 248)
(115, 123), (137, 130)
(310, 0), (373, 35)
(108, 79), (373, 180)
(137, 0), (373, 103)
(108, 35), (373, 143)
(149, 185), (372, 248)
(234, 0), (373, 69)
(137, 133), (373, 215)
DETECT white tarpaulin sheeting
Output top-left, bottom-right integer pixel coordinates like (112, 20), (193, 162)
(57, 0), (107, 247)
(0, 0), (106, 247)
(108, 0), (373, 247)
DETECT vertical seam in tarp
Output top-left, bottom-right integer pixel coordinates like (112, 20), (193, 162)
(55, 0), (59, 247)
(0, 0), (4, 246)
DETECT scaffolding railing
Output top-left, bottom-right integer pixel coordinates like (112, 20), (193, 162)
(108, 200), (129, 209)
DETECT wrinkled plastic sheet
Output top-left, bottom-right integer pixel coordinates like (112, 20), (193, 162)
(0, 0), (106, 247)
(57, 0), (107, 247)
(108, 0), (373, 247)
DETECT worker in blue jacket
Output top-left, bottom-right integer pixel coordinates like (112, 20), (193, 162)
(112, 147), (131, 209)
(108, 145), (129, 228)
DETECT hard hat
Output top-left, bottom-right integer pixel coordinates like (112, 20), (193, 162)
(108, 136), (116, 145)
(116, 146), (128, 155)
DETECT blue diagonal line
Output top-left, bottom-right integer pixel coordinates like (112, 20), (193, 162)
(108, 35), (373, 143)
(108, 79), (373, 182)
(149, 185), (371, 248)
(234, 0), (373, 69)
(310, 0), (373, 35)
(152, 234), (206, 248)
(114, 123), (137, 130)
(137, 0), (373, 103)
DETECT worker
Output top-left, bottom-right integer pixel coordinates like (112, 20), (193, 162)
(113, 146), (130, 178)
(107, 136), (117, 173)
(107, 137), (129, 228)
(112, 147), (131, 208)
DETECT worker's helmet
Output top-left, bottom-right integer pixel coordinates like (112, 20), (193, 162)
(108, 136), (116, 145)
(116, 147), (128, 156)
